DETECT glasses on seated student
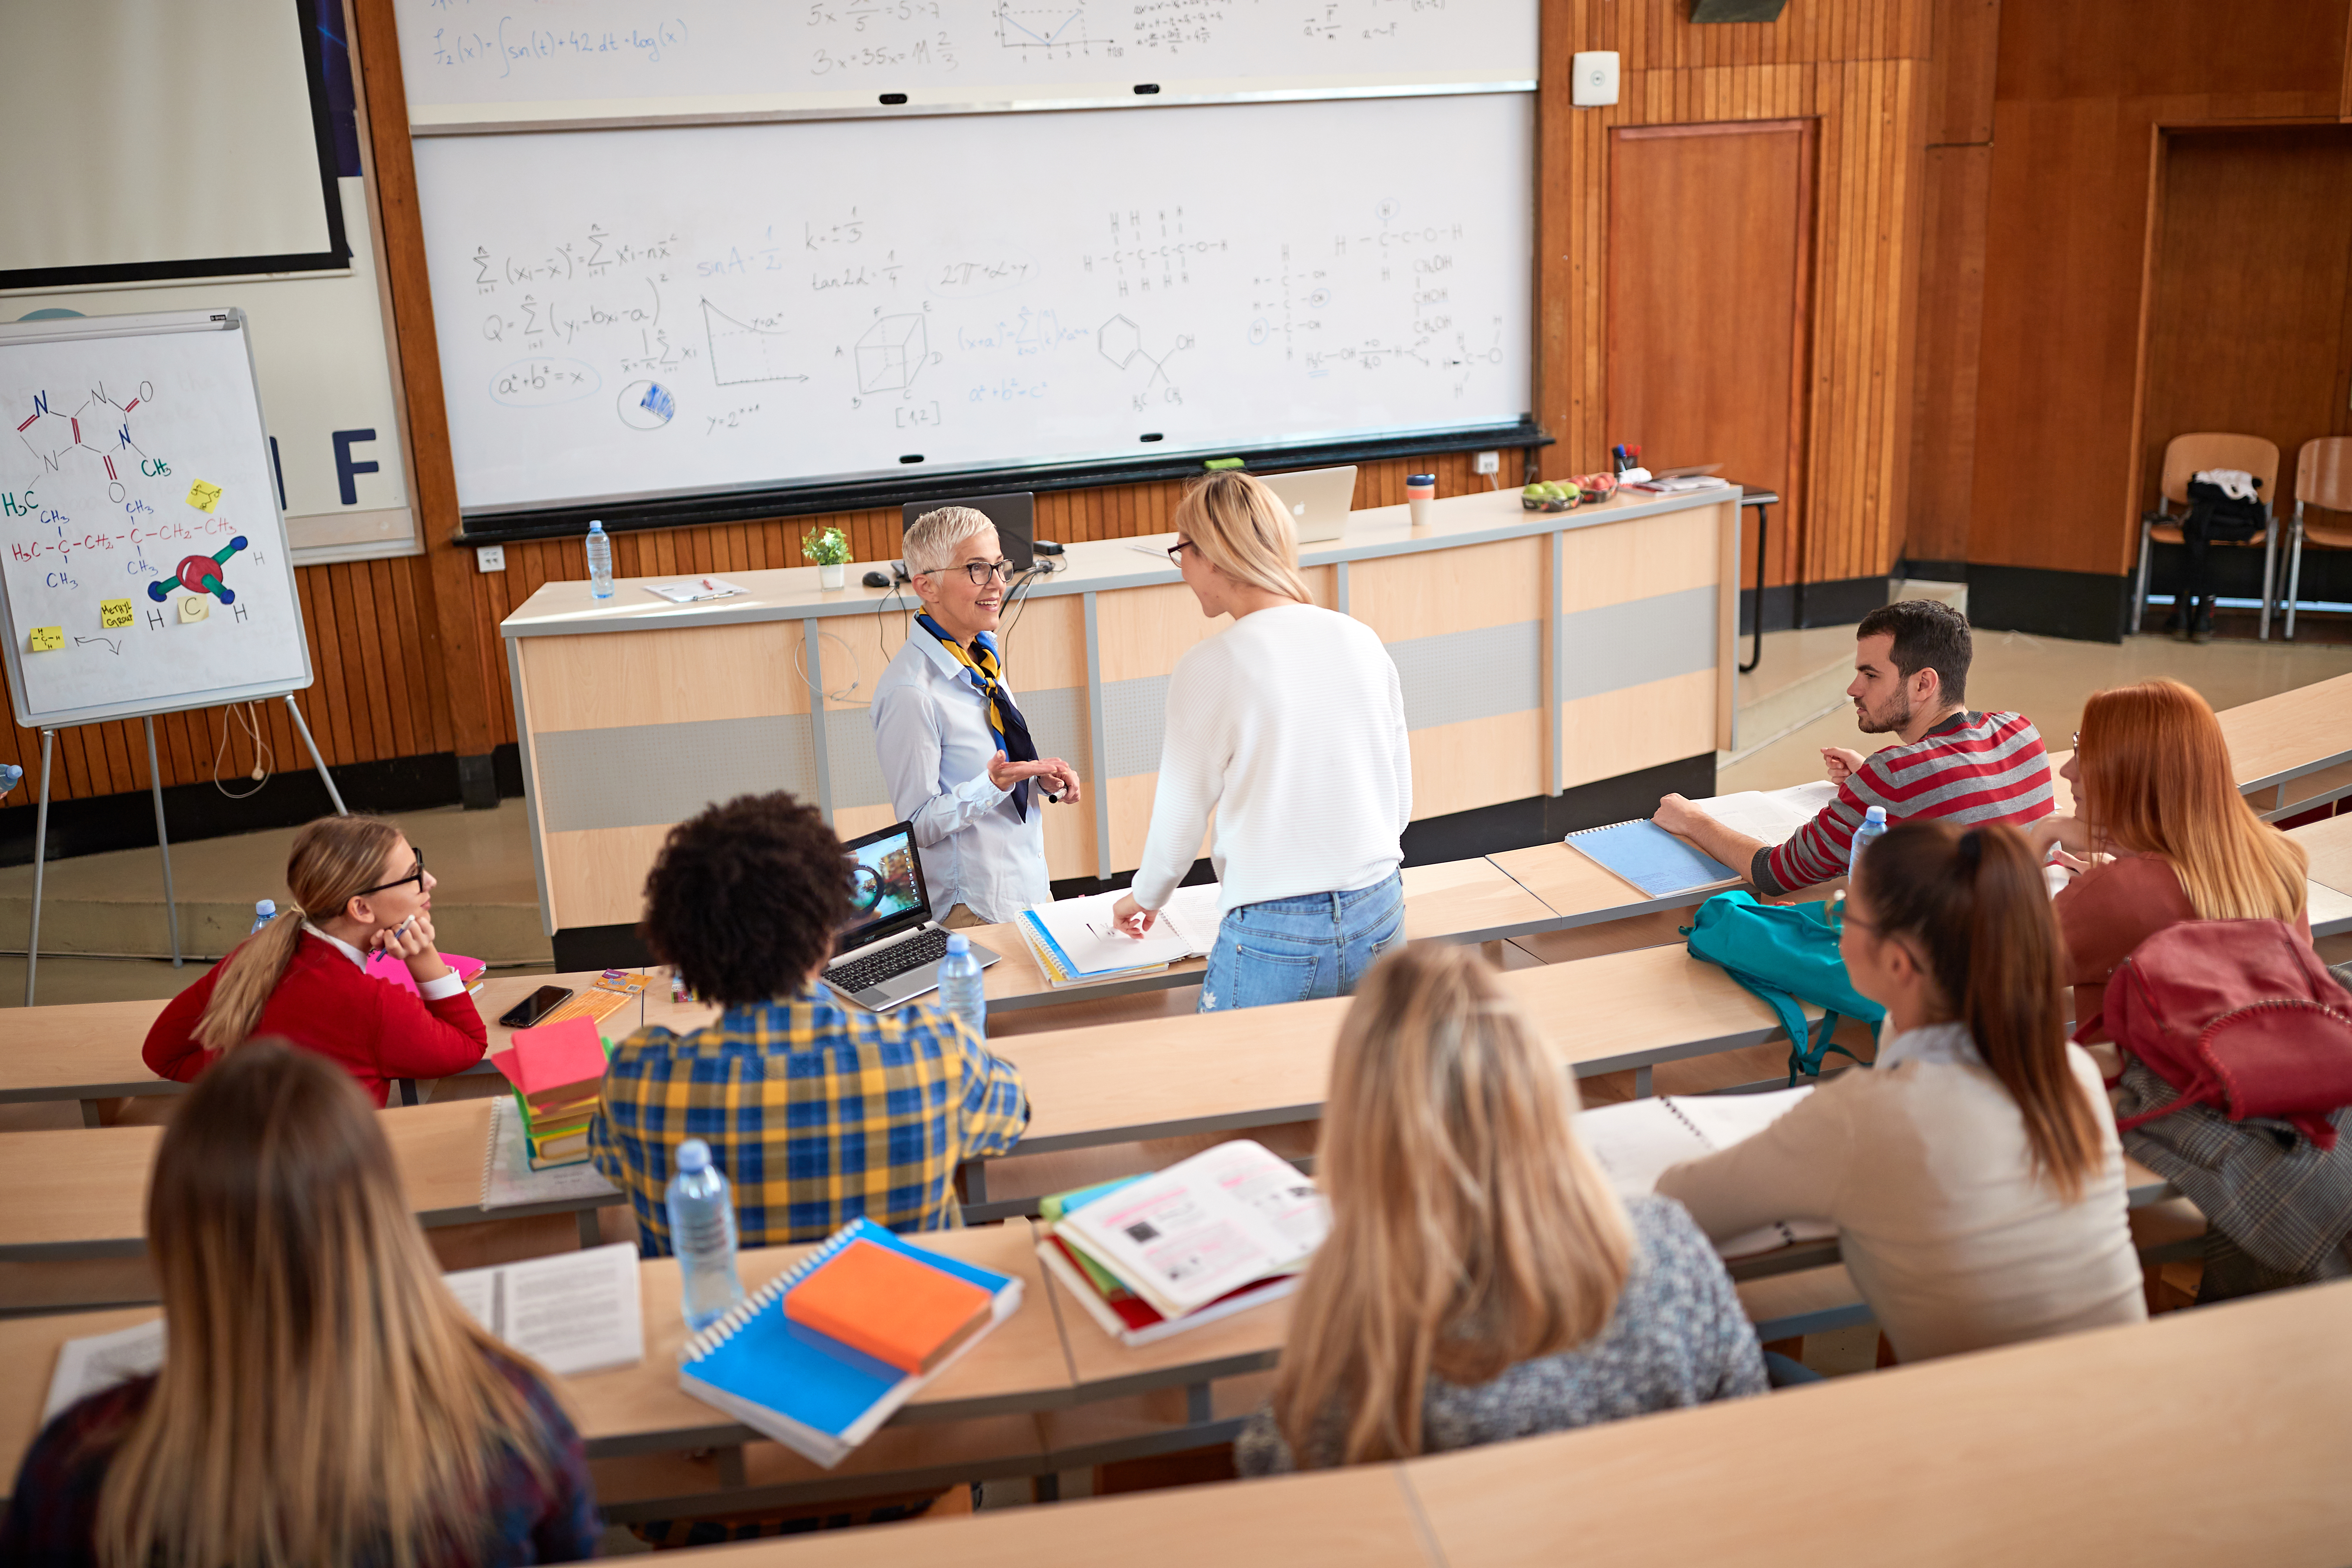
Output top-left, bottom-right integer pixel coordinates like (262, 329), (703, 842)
(924, 560), (1017, 585)
(1827, 890), (1877, 934)
(360, 850), (425, 897)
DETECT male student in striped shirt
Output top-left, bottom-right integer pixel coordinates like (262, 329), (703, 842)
(1654, 599), (2055, 892)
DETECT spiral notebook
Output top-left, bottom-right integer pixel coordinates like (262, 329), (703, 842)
(1572, 1088), (1832, 1258)
(677, 1217), (1022, 1467)
(1563, 819), (1740, 900)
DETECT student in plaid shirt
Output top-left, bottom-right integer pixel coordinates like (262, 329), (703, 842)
(592, 792), (1030, 1257)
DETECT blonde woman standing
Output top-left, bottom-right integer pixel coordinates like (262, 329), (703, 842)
(143, 814), (487, 1105)
(1238, 945), (1764, 1473)
(0, 1041), (597, 1565)
(1111, 472), (1412, 1011)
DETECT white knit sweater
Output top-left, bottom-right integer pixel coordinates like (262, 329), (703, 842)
(1130, 603), (1411, 916)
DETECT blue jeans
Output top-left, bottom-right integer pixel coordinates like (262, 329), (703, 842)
(1198, 872), (1405, 1013)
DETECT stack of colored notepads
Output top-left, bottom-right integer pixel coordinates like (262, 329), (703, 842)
(365, 949), (488, 997)
(1033, 1139), (1329, 1346)
(678, 1217), (1021, 1467)
(487, 1017), (611, 1171)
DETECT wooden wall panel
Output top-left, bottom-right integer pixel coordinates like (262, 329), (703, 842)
(1967, 0), (2349, 578)
(1541, 0), (1932, 599)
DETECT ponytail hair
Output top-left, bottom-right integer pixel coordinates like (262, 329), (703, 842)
(194, 815), (404, 1052)
(1855, 819), (2103, 1201)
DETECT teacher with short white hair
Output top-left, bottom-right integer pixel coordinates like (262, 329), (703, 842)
(872, 506), (1082, 927)
(1110, 472), (1412, 1011)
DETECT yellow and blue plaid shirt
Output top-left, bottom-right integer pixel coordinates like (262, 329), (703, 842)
(590, 983), (1029, 1258)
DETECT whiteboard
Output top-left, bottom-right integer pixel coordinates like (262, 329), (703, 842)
(0, 312), (312, 729)
(395, 0), (1537, 130)
(413, 94), (1533, 514)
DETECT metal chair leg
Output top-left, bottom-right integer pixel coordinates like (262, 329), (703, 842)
(2132, 518), (2154, 634)
(2260, 523), (2277, 640)
(2284, 515), (2306, 641)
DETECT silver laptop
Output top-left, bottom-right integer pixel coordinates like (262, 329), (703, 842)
(1259, 465), (1358, 544)
(819, 821), (1000, 1011)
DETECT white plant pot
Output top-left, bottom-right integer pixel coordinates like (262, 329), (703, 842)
(819, 562), (846, 589)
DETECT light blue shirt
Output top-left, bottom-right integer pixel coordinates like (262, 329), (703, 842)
(870, 620), (1050, 924)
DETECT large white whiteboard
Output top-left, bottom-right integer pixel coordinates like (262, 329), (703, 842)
(0, 312), (312, 729)
(413, 94), (1533, 514)
(395, 0), (1537, 130)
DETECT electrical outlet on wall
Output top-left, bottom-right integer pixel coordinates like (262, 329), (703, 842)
(1571, 51), (1619, 107)
(475, 545), (506, 573)
(1473, 450), (1500, 475)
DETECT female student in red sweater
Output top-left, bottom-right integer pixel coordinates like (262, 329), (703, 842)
(143, 815), (487, 1105)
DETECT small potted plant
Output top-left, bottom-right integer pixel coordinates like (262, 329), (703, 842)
(802, 524), (852, 589)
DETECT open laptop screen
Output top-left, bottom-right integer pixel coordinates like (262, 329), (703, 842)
(838, 821), (932, 951)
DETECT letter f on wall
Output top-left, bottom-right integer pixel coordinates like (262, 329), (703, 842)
(332, 428), (380, 505)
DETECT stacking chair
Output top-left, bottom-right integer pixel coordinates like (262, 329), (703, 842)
(2282, 436), (2352, 640)
(2132, 432), (2281, 639)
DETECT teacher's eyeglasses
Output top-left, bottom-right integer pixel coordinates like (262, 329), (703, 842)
(360, 850), (425, 897)
(925, 560), (1017, 586)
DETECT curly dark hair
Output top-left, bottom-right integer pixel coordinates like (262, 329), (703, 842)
(639, 793), (851, 1006)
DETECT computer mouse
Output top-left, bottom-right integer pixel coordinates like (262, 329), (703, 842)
(862, 570), (891, 589)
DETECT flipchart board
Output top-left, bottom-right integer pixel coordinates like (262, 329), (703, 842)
(0, 310), (312, 730)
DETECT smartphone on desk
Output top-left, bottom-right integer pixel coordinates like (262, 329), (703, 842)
(498, 985), (574, 1029)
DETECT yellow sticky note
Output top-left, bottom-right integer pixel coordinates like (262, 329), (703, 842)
(178, 594), (210, 623)
(185, 479), (223, 513)
(100, 598), (133, 629)
(28, 626), (63, 652)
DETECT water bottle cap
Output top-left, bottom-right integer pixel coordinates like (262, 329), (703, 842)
(676, 1138), (712, 1174)
(256, 899), (275, 917)
(1864, 806), (1887, 824)
(945, 931), (971, 955)
(588, 519), (606, 534)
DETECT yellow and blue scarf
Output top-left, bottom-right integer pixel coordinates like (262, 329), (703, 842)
(919, 614), (1040, 820)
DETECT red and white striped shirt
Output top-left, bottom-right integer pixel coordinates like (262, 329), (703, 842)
(1754, 710), (2055, 894)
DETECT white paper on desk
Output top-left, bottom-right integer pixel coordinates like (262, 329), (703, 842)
(445, 1243), (645, 1376)
(1574, 1089), (1831, 1258)
(1057, 1140), (1326, 1317)
(481, 1098), (622, 1212)
(42, 1317), (165, 1422)
(643, 576), (747, 603)
(1028, 883), (1223, 973)
(1690, 781), (1838, 845)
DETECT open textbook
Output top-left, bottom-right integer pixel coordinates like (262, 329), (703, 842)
(1020, 882), (1226, 981)
(1690, 781), (1838, 844)
(1573, 1087), (1834, 1258)
(41, 1244), (645, 1423)
(1050, 1139), (1330, 1320)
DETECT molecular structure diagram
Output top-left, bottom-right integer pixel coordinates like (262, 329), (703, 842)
(148, 536), (249, 606)
(12, 383), (158, 501)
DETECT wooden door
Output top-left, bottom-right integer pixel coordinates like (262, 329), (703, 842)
(1608, 122), (1814, 603)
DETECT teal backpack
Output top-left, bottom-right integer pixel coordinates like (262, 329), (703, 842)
(1683, 892), (1885, 1083)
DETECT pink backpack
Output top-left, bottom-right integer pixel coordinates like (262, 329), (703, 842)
(2085, 919), (2352, 1149)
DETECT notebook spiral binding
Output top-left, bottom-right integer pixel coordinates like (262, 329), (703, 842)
(478, 1099), (508, 1208)
(1660, 1096), (1802, 1248)
(680, 1222), (864, 1363)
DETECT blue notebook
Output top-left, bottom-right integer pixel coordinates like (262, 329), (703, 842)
(1564, 819), (1739, 900)
(677, 1217), (1022, 1467)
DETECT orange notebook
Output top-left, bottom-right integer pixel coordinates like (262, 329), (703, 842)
(782, 1238), (993, 1374)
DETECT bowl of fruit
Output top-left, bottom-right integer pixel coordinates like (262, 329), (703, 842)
(1520, 480), (1580, 512)
(1573, 472), (1620, 505)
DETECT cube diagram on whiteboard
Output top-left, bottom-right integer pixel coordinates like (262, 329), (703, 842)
(855, 315), (927, 395)
(1571, 51), (1619, 107)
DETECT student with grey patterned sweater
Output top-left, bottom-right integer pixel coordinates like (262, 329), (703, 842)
(1236, 945), (1764, 1476)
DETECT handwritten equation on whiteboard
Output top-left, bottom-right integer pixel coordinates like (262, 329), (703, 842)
(412, 95), (1531, 513)
(394, 0), (1533, 122)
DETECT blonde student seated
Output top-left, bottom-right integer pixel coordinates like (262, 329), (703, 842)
(0, 1041), (597, 1565)
(1237, 944), (1764, 1474)
(1657, 821), (2146, 1363)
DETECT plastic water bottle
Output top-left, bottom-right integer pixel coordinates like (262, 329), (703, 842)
(665, 1139), (743, 1331)
(1848, 805), (1889, 881)
(586, 519), (613, 599)
(937, 931), (986, 1042)
(251, 899), (276, 934)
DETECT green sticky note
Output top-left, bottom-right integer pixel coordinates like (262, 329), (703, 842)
(1203, 457), (1246, 471)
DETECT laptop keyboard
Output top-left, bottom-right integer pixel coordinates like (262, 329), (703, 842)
(823, 926), (952, 995)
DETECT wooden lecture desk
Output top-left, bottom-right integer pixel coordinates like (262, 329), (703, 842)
(499, 486), (1745, 970)
(2294, 811), (2352, 937)
(1, 1182), (2224, 1530)
(0, 854), (1560, 1118)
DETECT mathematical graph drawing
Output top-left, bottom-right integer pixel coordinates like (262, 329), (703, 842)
(855, 315), (929, 395)
(993, 0), (1092, 49)
(703, 300), (805, 387)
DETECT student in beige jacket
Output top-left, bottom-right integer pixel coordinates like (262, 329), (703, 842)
(1657, 820), (2145, 1363)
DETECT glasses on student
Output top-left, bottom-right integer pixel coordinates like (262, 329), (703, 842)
(1828, 890), (1874, 934)
(360, 850), (425, 897)
(1165, 539), (1194, 566)
(926, 559), (1017, 585)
